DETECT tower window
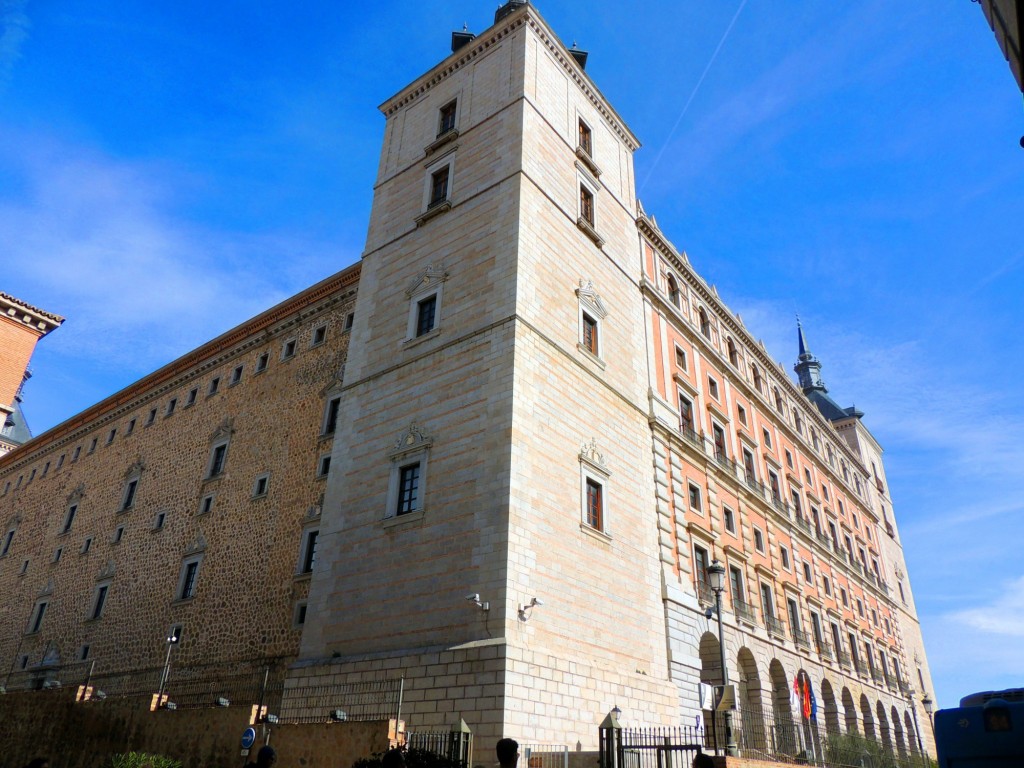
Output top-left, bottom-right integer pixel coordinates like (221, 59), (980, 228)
(579, 185), (595, 226)
(430, 167), (450, 208)
(581, 313), (599, 355)
(438, 100), (457, 136)
(578, 119), (592, 155)
(396, 463), (421, 516)
(416, 295), (437, 337)
(585, 478), (603, 530)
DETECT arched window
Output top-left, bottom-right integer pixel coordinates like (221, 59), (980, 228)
(727, 338), (739, 366)
(795, 412), (804, 434)
(698, 308), (711, 339)
(751, 364), (763, 392)
(667, 275), (681, 309)
(773, 387), (784, 414)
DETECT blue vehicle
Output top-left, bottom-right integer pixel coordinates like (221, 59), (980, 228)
(933, 688), (1023, 767)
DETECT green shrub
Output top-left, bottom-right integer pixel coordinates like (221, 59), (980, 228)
(110, 752), (182, 768)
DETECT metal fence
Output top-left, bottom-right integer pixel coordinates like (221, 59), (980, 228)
(406, 725), (473, 768)
(612, 726), (707, 768)
(521, 744), (569, 768)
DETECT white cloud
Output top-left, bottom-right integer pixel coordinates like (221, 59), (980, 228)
(0, 0), (29, 91)
(0, 130), (346, 375)
(948, 576), (1024, 638)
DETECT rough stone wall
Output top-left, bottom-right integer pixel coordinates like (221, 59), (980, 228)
(0, 687), (391, 768)
(0, 269), (357, 680)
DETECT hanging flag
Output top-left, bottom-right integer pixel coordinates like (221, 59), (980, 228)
(809, 677), (818, 722)
(791, 675), (800, 712)
(802, 673), (812, 720)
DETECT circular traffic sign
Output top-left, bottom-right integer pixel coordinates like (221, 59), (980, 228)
(241, 727), (257, 750)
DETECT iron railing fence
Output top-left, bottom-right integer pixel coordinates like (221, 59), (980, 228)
(521, 744), (569, 768)
(617, 726), (708, 768)
(406, 726), (473, 768)
(278, 677), (404, 724)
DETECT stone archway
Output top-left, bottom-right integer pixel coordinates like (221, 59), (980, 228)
(768, 659), (798, 758)
(842, 687), (858, 734)
(905, 710), (920, 755)
(699, 632), (723, 743)
(860, 694), (876, 741)
(876, 700), (893, 751)
(820, 678), (841, 735)
(737, 647), (766, 751)
(892, 705), (908, 759)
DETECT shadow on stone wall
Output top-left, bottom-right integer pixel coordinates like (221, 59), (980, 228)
(0, 689), (392, 768)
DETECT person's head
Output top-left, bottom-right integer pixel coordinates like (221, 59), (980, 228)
(256, 746), (277, 768)
(382, 748), (406, 768)
(495, 738), (519, 768)
(691, 752), (714, 768)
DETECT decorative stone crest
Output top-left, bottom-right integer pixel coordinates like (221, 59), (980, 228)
(894, 565), (904, 580)
(184, 533), (207, 556)
(123, 458), (145, 479)
(405, 263), (449, 299)
(579, 438), (608, 471)
(39, 578), (54, 597)
(66, 483), (86, 503)
(576, 280), (608, 319)
(98, 560), (116, 580)
(390, 423), (433, 457)
(209, 419), (234, 445)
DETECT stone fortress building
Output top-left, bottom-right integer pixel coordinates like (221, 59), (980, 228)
(0, 1), (936, 761)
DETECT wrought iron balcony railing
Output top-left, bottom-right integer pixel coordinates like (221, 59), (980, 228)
(732, 598), (757, 625)
(765, 614), (786, 638)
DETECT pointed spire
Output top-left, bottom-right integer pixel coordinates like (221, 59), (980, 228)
(793, 315), (825, 393)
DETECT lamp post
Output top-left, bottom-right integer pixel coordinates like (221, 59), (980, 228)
(906, 689), (925, 755)
(156, 627), (180, 708)
(922, 695), (934, 737)
(707, 560), (737, 756)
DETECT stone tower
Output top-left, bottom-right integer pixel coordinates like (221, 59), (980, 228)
(298, 0), (678, 750)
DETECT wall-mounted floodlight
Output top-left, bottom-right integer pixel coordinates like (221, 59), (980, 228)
(330, 709), (348, 722)
(465, 593), (490, 612)
(518, 597), (544, 622)
(215, 697), (230, 707)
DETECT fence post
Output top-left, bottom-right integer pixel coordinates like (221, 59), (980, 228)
(599, 709), (622, 768)
(448, 717), (473, 768)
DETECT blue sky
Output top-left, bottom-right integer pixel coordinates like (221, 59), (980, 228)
(2, 1), (1022, 709)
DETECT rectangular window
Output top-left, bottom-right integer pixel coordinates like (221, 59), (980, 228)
(585, 478), (603, 530)
(73, 446), (82, 461)
(29, 601), (47, 633)
(126, 418), (136, 436)
(186, 388), (198, 407)
(57, 454), (65, 469)
(312, 325), (327, 347)
(841, 588), (849, 607)
(317, 454), (332, 478)
(787, 597), (801, 635)
(693, 545), (709, 589)
(20, 559), (29, 575)
(737, 404), (747, 425)
(121, 479), (138, 511)
(295, 602), (308, 626)
(199, 495), (214, 515)
(153, 511), (166, 530)
(675, 346), (687, 370)
(578, 119), (592, 155)
(780, 546), (790, 570)
(579, 313), (599, 356)
(62, 504), (78, 534)
(208, 377), (220, 396)
(1, 529), (14, 556)
(754, 527), (765, 552)
(106, 429), (116, 445)
(208, 443), (228, 478)
(679, 394), (694, 432)
(91, 584), (109, 620)
(762, 428), (772, 449)
(113, 526), (125, 544)
(252, 474), (269, 498)
(803, 561), (812, 583)
(42, 461), (51, 476)
(146, 408), (157, 426)
(230, 365), (243, 385)
(416, 295), (437, 337)
(857, 598), (865, 617)
(742, 448), (756, 483)
(438, 100), (457, 135)
(166, 398), (177, 416)
(255, 352), (269, 373)
(282, 339), (297, 359)
(179, 561), (199, 600)
(430, 166), (450, 207)
(729, 566), (744, 602)
(80, 645), (90, 661)
(301, 529), (319, 573)
(88, 438), (98, 454)
(344, 312), (355, 332)
(707, 376), (719, 400)
(81, 537), (93, 554)
(712, 424), (726, 459)
(688, 483), (702, 512)
(396, 462), (421, 515)
(723, 506), (735, 533)
(785, 450), (793, 469)
(52, 547), (62, 563)
(323, 397), (341, 436)
(759, 583), (774, 619)
(579, 185), (594, 225)
(768, 470), (781, 501)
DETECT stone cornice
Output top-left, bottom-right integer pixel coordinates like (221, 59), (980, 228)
(0, 293), (65, 336)
(0, 264), (360, 472)
(377, 5), (640, 152)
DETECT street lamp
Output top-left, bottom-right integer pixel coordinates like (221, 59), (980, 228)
(922, 695), (934, 726)
(707, 560), (737, 756)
